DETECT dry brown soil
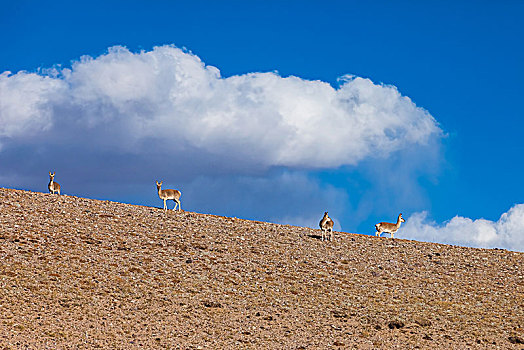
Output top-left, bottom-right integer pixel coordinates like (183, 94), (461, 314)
(0, 188), (522, 349)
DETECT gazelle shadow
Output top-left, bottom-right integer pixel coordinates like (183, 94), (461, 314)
(308, 234), (323, 240)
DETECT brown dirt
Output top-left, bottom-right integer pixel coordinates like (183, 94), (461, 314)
(0, 187), (522, 349)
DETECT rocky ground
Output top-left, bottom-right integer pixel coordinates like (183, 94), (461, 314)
(0, 187), (522, 349)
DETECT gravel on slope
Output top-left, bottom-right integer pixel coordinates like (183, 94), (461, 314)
(0, 188), (522, 349)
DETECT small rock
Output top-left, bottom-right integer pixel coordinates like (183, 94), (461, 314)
(414, 317), (432, 327)
(388, 320), (405, 329)
(332, 310), (347, 318)
(202, 301), (222, 308)
(508, 336), (524, 344)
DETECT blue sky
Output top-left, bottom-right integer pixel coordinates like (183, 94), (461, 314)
(1, 1), (523, 251)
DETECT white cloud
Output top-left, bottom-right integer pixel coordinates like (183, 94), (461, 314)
(0, 45), (441, 169)
(0, 45), (445, 232)
(401, 204), (524, 252)
(0, 71), (65, 141)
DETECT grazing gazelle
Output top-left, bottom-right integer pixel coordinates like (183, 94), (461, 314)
(319, 212), (335, 241)
(156, 181), (182, 211)
(375, 213), (405, 238)
(48, 172), (61, 195)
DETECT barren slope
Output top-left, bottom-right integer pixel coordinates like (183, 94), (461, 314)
(0, 188), (522, 349)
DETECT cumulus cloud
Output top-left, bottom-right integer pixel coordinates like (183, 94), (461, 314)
(0, 45), (444, 231)
(0, 70), (64, 142)
(401, 205), (524, 252)
(0, 45), (441, 170)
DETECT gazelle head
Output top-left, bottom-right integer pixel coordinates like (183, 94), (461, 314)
(49, 171), (55, 179)
(156, 180), (163, 188)
(324, 211), (329, 217)
(398, 213), (405, 223)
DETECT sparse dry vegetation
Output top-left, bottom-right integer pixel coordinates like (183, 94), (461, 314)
(0, 188), (522, 349)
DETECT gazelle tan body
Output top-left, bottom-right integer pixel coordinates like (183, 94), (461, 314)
(319, 212), (335, 241)
(156, 181), (182, 211)
(48, 172), (61, 195)
(375, 213), (405, 238)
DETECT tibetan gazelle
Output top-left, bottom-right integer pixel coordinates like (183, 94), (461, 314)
(375, 213), (405, 238)
(319, 211), (335, 241)
(48, 172), (61, 195)
(156, 181), (182, 211)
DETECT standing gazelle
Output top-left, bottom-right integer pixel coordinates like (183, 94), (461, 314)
(156, 181), (182, 211)
(375, 213), (405, 238)
(48, 172), (61, 195)
(319, 212), (335, 241)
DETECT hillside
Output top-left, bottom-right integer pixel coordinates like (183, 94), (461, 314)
(0, 188), (522, 349)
